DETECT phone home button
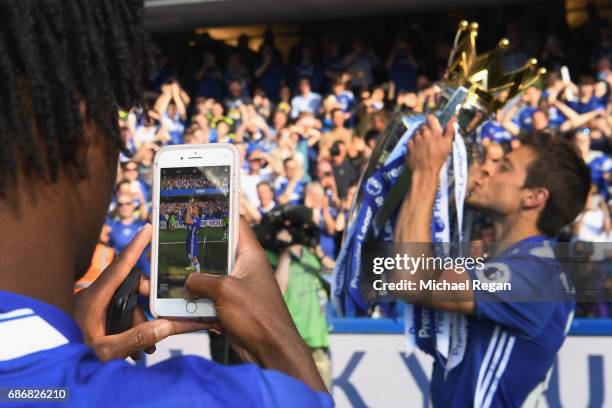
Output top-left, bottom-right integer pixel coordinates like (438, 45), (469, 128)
(186, 302), (197, 313)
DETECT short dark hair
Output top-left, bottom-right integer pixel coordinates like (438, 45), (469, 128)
(256, 180), (273, 192)
(0, 0), (150, 193)
(331, 108), (343, 116)
(283, 157), (297, 166)
(521, 132), (591, 237)
(115, 179), (130, 192)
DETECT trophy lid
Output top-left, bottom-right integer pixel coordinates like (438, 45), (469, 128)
(444, 20), (546, 116)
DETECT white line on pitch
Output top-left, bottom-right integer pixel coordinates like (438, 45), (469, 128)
(160, 241), (226, 244)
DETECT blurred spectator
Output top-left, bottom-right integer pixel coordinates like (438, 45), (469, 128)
(255, 44), (284, 102)
(290, 45), (323, 92)
(103, 193), (150, 276)
(316, 160), (341, 209)
(574, 185), (612, 242)
(329, 141), (359, 199)
(291, 77), (322, 119)
(194, 52), (224, 99)
(241, 149), (277, 207)
(120, 161), (150, 202)
(257, 181), (277, 215)
(331, 77), (355, 113)
(225, 52), (251, 93)
(386, 36), (418, 92)
(155, 81), (189, 145)
(304, 182), (338, 260)
(574, 128), (612, 198)
(275, 157), (308, 205)
(344, 38), (379, 90)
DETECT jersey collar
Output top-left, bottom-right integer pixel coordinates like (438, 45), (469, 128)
(0, 290), (83, 344)
(495, 235), (548, 258)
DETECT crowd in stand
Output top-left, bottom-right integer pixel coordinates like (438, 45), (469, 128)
(103, 12), (612, 316)
(159, 199), (229, 229)
(161, 174), (220, 190)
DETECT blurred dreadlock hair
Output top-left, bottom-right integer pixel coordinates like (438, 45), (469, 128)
(0, 0), (151, 193)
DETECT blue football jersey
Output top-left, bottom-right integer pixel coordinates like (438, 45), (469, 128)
(430, 237), (574, 407)
(588, 153), (612, 197)
(274, 178), (306, 205)
(187, 215), (202, 238)
(0, 290), (332, 407)
(567, 96), (607, 114)
(107, 219), (150, 276)
(514, 106), (537, 133)
(478, 120), (514, 143)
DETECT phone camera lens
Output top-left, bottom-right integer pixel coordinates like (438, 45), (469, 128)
(181, 157), (183, 160)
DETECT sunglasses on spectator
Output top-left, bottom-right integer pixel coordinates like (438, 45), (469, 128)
(124, 167), (137, 172)
(319, 171), (332, 177)
(249, 158), (265, 164)
(117, 202), (132, 207)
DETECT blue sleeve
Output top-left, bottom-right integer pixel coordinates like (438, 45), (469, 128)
(274, 181), (287, 199)
(259, 367), (333, 408)
(64, 350), (332, 407)
(105, 221), (116, 248)
(469, 257), (560, 338)
(565, 100), (580, 112)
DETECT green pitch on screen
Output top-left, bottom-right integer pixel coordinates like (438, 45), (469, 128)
(158, 227), (229, 298)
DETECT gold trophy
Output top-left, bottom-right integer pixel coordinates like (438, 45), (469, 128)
(333, 21), (547, 315)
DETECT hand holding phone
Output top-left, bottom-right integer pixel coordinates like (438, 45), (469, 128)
(73, 226), (209, 361)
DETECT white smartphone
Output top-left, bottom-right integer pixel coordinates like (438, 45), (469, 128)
(150, 143), (239, 319)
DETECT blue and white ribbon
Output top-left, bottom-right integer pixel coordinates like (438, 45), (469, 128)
(333, 113), (470, 373)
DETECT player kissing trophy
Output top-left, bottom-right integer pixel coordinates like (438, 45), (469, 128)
(333, 21), (547, 318)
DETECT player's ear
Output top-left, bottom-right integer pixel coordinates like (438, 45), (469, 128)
(522, 187), (549, 210)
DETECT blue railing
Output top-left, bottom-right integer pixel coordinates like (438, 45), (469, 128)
(329, 317), (612, 336)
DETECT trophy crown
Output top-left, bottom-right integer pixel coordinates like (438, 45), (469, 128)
(445, 21), (546, 113)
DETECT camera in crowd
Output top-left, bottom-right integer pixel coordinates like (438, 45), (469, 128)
(253, 205), (320, 251)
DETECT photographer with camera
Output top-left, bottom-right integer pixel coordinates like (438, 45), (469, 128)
(253, 205), (332, 390)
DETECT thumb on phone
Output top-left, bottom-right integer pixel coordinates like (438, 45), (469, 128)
(92, 319), (173, 361)
(185, 273), (226, 302)
(92, 318), (211, 361)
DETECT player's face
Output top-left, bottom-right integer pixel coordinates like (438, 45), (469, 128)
(467, 146), (537, 216)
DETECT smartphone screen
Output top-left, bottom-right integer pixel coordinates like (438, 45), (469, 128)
(157, 165), (231, 299)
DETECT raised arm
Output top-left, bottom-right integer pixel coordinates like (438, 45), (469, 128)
(552, 99), (578, 121)
(154, 84), (173, 116)
(172, 82), (188, 120)
(393, 115), (474, 314)
(559, 108), (605, 132)
(184, 204), (193, 225)
(500, 104), (520, 136)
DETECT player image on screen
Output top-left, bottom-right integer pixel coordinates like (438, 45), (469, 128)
(157, 166), (230, 298)
(185, 199), (203, 272)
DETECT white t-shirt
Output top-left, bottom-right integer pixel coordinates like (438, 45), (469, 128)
(134, 125), (157, 147)
(241, 168), (274, 208)
(578, 209), (610, 242)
